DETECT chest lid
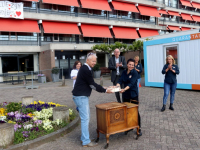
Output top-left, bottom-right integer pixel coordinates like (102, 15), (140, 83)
(95, 102), (126, 110)
(123, 102), (138, 108)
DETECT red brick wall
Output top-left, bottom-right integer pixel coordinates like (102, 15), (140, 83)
(39, 50), (55, 81)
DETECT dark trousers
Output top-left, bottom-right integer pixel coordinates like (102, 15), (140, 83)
(113, 75), (123, 103)
(124, 96), (141, 128)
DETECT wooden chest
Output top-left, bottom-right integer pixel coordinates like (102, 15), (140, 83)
(95, 102), (139, 149)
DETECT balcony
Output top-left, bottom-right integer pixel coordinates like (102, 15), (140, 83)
(0, 35), (38, 45)
(23, 7), (157, 26)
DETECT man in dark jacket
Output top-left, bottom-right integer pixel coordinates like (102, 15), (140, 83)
(108, 49), (127, 103)
(72, 53), (112, 148)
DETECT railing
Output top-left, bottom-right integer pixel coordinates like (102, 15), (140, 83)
(23, 7), (157, 25)
(39, 9), (76, 17)
(79, 41), (108, 44)
(23, 7), (37, 13)
(0, 35), (38, 45)
(78, 13), (107, 19)
(159, 18), (179, 23)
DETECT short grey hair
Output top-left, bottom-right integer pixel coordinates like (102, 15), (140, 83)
(114, 49), (120, 53)
(87, 53), (97, 60)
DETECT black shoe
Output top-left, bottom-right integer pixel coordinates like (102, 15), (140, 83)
(169, 103), (174, 110)
(138, 129), (142, 136)
(161, 105), (166, 112)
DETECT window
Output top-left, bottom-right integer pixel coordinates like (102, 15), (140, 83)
(10, 32), (17, 40)
(54, 34), (59, 41)
(165, 45), (178, 66)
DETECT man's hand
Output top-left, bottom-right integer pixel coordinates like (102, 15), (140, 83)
(116, 83), (120, 87)
(118, 62), (123, 67)
(116, 63), (119, 68)
(103, 86), (107, 89)
(106, 89), (113, 93)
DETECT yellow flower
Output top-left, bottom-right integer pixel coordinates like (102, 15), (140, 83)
(0, 108), (7, 116)
(33, 101), (38, 104)
(8, 120), (16, 124)
(27, 113), (34, 117)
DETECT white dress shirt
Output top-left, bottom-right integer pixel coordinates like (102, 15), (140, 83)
(115, 57), (120, 75)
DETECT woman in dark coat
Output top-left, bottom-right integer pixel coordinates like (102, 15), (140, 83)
(116, 58), (142, 136)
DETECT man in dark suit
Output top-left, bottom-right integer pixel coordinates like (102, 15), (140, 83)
(108, 48), (127, 103)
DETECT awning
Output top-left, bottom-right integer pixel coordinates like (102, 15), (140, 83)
(138, 5), (160, 17)
(181, 13), (193, 21)
(167, 26), (181, 31)
(42, 0), (79, 7)
(192, 15), (200, 22)
(181, 27), (191, 31)
(159, 10), (168, 15)
(42, 22), (80, 34)
(111, 1), (139, 13)
(112, 27), (139, 39)
(81, 24), (112, 38)
(0, 19), (40, 33)
(192, 2), (200, 9)
(180, 0), (192, 7)
(80, 0), (111, 11)
(167, 11), (180, 16)
(138, 29), (159, 38)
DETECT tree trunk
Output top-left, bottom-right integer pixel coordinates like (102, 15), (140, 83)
(139, 50), (142, 64)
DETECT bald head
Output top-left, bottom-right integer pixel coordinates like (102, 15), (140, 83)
(114, 49), (120, 58)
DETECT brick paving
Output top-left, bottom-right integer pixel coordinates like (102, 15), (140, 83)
(1, 78), (200, 150)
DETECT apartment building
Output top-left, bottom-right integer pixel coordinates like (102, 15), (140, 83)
(0, 0), (200, 81)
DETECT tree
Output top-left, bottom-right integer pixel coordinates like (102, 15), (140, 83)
(128, 38), (152, 63)
(92, 42), (128, 55)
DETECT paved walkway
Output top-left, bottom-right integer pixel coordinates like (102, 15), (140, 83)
(1, 78), (200, 150)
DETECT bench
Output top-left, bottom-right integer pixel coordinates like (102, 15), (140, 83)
(100, 67), (110, 75)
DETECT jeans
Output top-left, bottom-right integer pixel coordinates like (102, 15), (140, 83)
(137, 78), (141, 93)
(163, 82), (177, 105)
(73, 96), (90, 145)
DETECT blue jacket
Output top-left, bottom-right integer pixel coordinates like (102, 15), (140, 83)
(162, 64), (179, 84)
(118, 69), (138, 100)
(135, 63), (143, 79)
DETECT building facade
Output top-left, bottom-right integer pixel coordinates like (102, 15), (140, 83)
(0, 0), (200, 81)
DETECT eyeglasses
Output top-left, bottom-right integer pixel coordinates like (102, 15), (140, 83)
(87, 52), (95, 58)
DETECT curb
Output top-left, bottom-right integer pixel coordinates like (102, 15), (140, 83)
(5, 115), (80, 150)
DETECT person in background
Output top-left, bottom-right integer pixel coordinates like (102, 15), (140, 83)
(161, 55), (179, 112)
(108, 48), (127, 103)
(72, 53), (112, 148)
(70, 61), (82, 88)
(116, 58), (142, 136)
(71, 61), (82, 112)
(134, 56), (143, 92)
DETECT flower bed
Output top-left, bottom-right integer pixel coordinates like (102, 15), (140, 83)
(0, 101), (76, 145)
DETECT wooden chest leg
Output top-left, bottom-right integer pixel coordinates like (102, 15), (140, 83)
(104, 134), (110, 149)
(95, 129), (100, 143)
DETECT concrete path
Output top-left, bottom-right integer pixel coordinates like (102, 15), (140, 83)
(1, 78), (200, 150)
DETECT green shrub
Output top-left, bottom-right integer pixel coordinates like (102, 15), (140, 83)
(6, 102), (22, 113)
(51, 67), (59, 74)
(93, 63), (100, 71)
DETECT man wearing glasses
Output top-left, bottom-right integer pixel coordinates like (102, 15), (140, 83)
(72, 53), (112, 147)
(108, 49), (127, 103)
